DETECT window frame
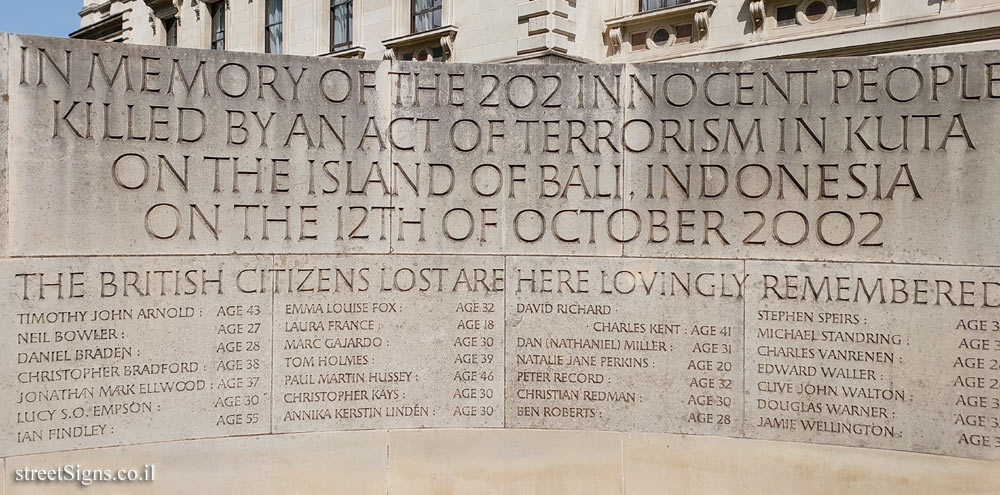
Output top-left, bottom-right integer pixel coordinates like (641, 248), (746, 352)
(164, 16), (178, 46)
(834, 0), (858, 16)
(210, 1), (226, 50)
(264, 0), (284, 54)
(331, 0), (353, 52)
(775, 4), (798, 26)
(638, 0), (692, 14)
(411, 0), (443, 34)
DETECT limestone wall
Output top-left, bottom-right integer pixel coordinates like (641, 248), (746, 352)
(1, 34), (999, 493)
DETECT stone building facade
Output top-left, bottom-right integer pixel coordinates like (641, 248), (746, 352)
(71, 0), (1000, 63)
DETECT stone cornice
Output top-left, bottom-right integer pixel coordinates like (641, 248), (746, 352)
(605, 0), (716, 55)
(750, 0), (880, 31)
(79, 1), (113, 17)
(382, 25), (459, 61)
(605, 0), (717, 30)
(144, 0), (181, 18)
(69, 11), (126, 40)
(322, 46), (367, 59)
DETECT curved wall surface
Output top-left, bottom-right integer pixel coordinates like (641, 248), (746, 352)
(1, 33), (999, 493)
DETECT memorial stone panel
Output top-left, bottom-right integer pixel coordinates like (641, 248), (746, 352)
(272, 254), (504, 431)
(0, 255), (273, 456)
(6, 36), (392, 256)
(388, 62), (628, 257)
(505, 255), (744, 436)
(622, 56), (1000, 264)
(744, 260), (1000, 459)
(2, 34), (1000, 464)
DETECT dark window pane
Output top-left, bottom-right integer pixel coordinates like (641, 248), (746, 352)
(776, 5), (797, 26)
(412, 0), (442, 32)
(266, 29), (282, 54)
(674, 24), (692, 43)
(639, 0), (690, 12)
(836, 0), (858, 10)
(631, 31), (647, 51)
(413, 0), (440, 11)
(266, 0), (282, 24)
(413, 12), (441, 32)
(164, 17), (177, 46)
(265, 0), (283, 53)
(835, 0), (857, 16)
(211, 2), (226, 50)
(805, 1), (827, 21)
(331, 0), (352, 50)
(431, 46), (443, 60)
(651, 28), (670, 45)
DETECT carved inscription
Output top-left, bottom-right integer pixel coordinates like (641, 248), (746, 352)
(0, 257), (272, 456)
(7, 37), (1000, 262)
(272, 255), (504, 430)
(506, 257), (744, 435)
(745, 262), (1000, 458)
(2, 35), (1000, 461)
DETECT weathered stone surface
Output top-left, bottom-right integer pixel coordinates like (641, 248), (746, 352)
(3, 31), (1000, 483)
(0, 33), (9, 258)
(623, 432), (1000, 495)
(6, 35), (1000, 263)
(505, 255), (744, 435)
(6, 35), (391, 256)
(387, 429), (623, 495)
(271, 254), (504, 432)
(0, 255), (273, 456)
(622, 55), (1000, 264)
(744, 260), (1000, 459)
(4, 431), (388, 494)
(388, 61), (628, 256)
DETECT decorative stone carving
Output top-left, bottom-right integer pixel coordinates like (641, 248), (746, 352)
(604, 0), (717, 55)
(749, 0), (765, 30)
(750, 0), (876, 33)
(608, 26), (623, 54)
(145, 0), (182, 34)
(440, 30), (455, 59)
(694, 10), (710, 37)
(382, 25), (459, 62)
(144, 0), (182, 17)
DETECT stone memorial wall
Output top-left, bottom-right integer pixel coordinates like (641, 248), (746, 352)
(2, 33), (1000, 492)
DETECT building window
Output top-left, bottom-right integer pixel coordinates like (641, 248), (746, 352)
(210, 2), (226, 50)
(771, 0), (859, 29)
(631, 23), (695, 52)
(776, 5), (797, 26)
(631, 32), (648, 51)
(835, 0), (857, 16)
(164, 17), (178, 46)
(639, 0), (691, 13)
(401, 46), (444, 61)
(674, 23), (692, 43)
(411, 0), (442, 33)
(265, 0), (283, 54)
(803, 1), (827, 21)
(651, 28), (669, 46)
(331, 0), (353, 51)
